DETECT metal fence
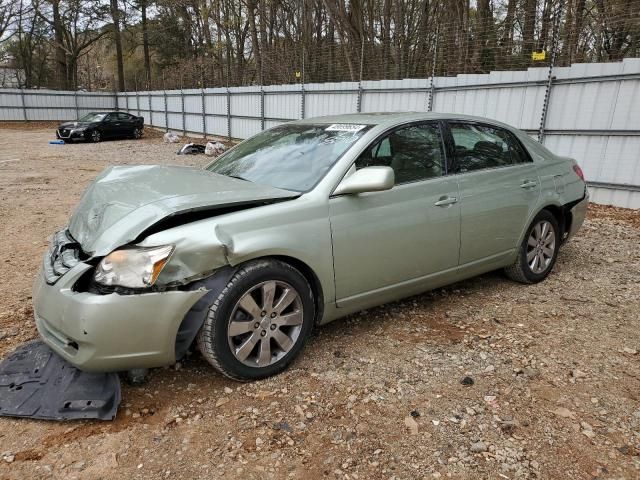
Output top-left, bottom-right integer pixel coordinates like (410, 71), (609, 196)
(1, 59), (639, 209)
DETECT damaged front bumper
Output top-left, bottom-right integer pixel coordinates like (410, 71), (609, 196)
(33, 261), (207, 372)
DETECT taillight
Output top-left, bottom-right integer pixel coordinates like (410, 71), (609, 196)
(573, 164), (585, 181)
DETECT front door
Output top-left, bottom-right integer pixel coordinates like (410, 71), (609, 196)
(446, 121), (541, 266)
(329, 121), (461, 307)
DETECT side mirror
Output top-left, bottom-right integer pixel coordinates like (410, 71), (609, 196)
(333, 166), (395, 196)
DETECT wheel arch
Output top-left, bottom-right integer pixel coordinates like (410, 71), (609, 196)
(266, 255), (325, 325)
(517, 202), (564, 248)
(541, 204), (566, 240)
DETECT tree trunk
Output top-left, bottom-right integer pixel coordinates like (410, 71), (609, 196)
(537, 0), (552, 51)
(247, 0), (262, 83)
(570, 0), (586, 61)
(523, 0), (537, 62)
(110, 0), (125, 91)
(501, 0), (517, 56)
(141, 0), (151, 87)
(51, 0), (68, 89)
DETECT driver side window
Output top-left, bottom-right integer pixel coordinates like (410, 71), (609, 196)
(355, 122), (444, 184)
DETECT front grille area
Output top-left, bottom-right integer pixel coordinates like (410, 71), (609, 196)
(57, 129), (71, 138)
(44, 230), (82, 284)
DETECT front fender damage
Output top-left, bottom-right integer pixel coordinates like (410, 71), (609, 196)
(174, 265), (238, 360)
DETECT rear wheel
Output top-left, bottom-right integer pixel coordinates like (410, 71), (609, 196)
(90, 130), (101, 143)
(133, 127), (143, 139)
(505, 210), (559, 284)
(197, 259), (315, 381)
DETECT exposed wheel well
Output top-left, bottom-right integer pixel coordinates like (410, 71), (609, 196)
(269, 255), (324, 325)
(541, 204), (573, 243)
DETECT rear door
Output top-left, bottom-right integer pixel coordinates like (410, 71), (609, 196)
(102, 113), (122, 137)
(445, 121), (540, 266)
(329, 121), (460, 306)
(116, 112), (135, 136)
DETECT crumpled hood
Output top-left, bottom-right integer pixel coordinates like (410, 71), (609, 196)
(68, 165), (298, 256)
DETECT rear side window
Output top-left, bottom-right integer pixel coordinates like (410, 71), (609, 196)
(116, 112), (131, 120)
(504, 131), (532, 164)
(356, 122), (445, 184)
(449, 122), (527, 173)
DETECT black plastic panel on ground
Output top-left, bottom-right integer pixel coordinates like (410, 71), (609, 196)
(0, 341), (120, 421)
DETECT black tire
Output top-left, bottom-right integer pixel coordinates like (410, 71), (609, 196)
(133, 127), (143, 139)
(505, 209), (560, 284)
(89, 129), (101, 143)
(197, 259), (315, 381)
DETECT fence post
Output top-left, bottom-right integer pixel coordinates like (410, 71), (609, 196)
(147, 77), (152, 126)
(260, 86), (265, 131)
(226, 87), (232, 140)
(73, 89), (79, 119)
(201, 69), (207, 138)
(538, 0), (565, 143)
(134, 75), (140, 117)
(180, 78), (186, 136)
(162, 73), (169, 132)
(113, 76), (119, 111)
(356, 35), (365, 113)
(300, 84), (306, 119)
(428, 34), (438, 112)
(201, 88), (207, 138)
(19, 89), (28, 121)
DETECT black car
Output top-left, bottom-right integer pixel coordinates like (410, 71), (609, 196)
(56, 111), (144, 143)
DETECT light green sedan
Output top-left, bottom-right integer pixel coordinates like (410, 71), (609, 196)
(33, 113), (588, 381)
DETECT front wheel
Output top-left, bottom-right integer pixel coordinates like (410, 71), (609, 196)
(505, 210), (559, 284)
(90, 130), (101, 143)
(197, 259), (315, 381)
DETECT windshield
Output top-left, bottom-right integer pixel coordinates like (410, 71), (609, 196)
(79, 113), (106, 122)
(206, 123), (372, 192)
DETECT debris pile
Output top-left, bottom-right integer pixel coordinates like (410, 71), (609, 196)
(163, 132), (181, 143)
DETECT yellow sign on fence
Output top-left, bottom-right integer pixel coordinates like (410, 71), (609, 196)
(531, 50), (546, 61)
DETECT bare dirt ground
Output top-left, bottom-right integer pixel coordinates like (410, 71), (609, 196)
(0, 125), (638, 480)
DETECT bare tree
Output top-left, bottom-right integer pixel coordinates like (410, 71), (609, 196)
(36, 0), (110, 89)
(110, 0), (125, 90)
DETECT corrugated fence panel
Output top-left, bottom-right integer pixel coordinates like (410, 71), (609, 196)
(305, 82), (359, 117)
(360, 79), (428, 113)
(589, 187), (640, 209)
(185, 113), (202, 134)
(264, 84), (301, 120)
(150, 94), (166, 128)
(2, 61), (639, 208)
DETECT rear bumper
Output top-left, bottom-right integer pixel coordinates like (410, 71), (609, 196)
(566, 191), (589, 241)
(33, 261), (206, 372)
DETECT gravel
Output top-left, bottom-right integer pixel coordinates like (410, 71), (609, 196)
(0, 126), (639, 479)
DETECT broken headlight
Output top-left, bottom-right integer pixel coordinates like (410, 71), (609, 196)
(94, 245), (174, 289)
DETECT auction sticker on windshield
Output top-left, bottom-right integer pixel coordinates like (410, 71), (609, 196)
(325, 124), (367, 132)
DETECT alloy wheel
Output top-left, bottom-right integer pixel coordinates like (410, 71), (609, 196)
(227, 281), (304, 368)
(133, 128), (142, 139)
(526, 220), (556, 274)
(91, 130), (101, 142)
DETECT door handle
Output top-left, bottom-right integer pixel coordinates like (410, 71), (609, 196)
(520, 180), (538, 189)
(434, 196), (458, 207)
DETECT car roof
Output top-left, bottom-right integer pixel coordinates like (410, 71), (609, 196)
(294, 112), (516, 130)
